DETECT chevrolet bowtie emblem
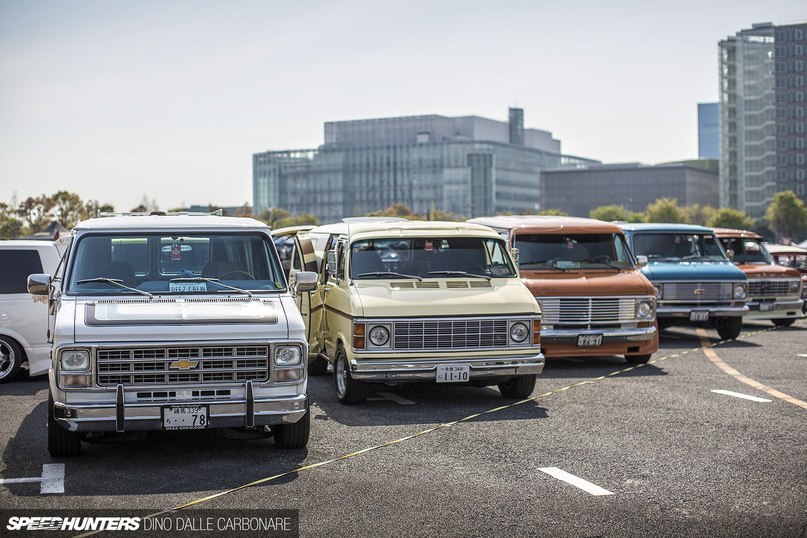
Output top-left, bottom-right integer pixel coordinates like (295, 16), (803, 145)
(693, 288), (704, 295)
(169, 359), (199, 370)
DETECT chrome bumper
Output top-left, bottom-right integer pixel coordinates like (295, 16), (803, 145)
(657, 304), (749, 318)
(349, 353), (545, 381)
(53, 387), (308, 432)
(541, 326), (656, 344)
(745, 298), (805, 319)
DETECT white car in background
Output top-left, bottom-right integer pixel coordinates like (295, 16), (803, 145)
(0, 239), (66, 382)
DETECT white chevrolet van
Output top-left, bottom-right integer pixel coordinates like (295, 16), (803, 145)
(27, 214), (317, 456)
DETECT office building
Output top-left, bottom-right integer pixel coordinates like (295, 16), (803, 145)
(541, 163), (719, 217)
(698, 103), (719, 159)
(253, 108), (598, 222)
(719, 21), (807, 218)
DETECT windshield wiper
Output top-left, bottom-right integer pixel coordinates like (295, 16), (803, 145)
(356, 271), (422, 281)
(426, 270), (492, 280)
(518, 262), (568, 272)
(170, 277), (253, 297)
(587, 261), (622, 271)
(76, 277), (153, 298)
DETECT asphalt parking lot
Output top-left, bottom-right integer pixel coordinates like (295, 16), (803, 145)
(1, 320), (806, 537)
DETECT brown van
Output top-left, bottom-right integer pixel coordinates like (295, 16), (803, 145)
(469, 216), (658, 363)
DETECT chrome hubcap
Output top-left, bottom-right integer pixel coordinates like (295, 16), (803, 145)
(335, 355), (347, 397)
(0, 345), (14, 378)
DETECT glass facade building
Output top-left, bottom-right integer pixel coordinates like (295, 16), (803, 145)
(698, 103), (719, 159)
(253, 109), (598, 223)
(719, 22), (807, 218)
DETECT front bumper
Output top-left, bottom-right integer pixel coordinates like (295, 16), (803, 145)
(541, 326), (656, 344)
(53, 386), (308, 432)
(744, 298), (805, 320)
(657, 304), (749, 318)
(349, 353), (545, 382)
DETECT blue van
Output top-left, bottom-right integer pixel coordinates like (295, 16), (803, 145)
(619, 223), (748, 340)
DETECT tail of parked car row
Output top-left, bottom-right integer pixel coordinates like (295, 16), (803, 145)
(0, 213), (803, 456)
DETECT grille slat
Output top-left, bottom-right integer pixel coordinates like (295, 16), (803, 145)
(96, 346), (269, 386)
(393, 319), (508, 350)
(663, 282), (733, 303)
(539, 297), (635, 326)
(748, 279), (796, 298)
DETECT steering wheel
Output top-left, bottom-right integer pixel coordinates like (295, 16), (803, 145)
(220, 270), (255, 280)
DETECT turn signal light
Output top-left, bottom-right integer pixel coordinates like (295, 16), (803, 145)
(353, 323), (366, 349)
(533, 319), (541, 345)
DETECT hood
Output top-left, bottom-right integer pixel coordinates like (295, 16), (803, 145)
(519, 269), (653, 297)
(641, 261), (746, 282)
(733, 263), (802, 279)
(353, 279), (539, 317)
(66, 297), (293, 343)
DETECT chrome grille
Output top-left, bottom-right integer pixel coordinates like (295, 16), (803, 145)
(96, 346), (270, 386)
(393, 319), (508, 350)
(539, 297), (635, 326)
(748, 279), (796, 298)
(662, 282), (734, 303)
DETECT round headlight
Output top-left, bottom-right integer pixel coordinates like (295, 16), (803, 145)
(275, 346), (301, 366)
(636, 301), (654, 319)
(510, 322), (529, 343)
(61, 350), (89, 371)
(733, 283), (747, 299)
(653, 284), (663, 300)
(789, 280), (801, 293)
(368, 325), (390, 346)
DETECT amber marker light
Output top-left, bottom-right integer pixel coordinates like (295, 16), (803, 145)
(533, 319), (541, 345)
(353, 323), (366, 349)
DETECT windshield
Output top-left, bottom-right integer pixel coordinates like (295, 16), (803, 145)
(772, 253), (807, 270)
(632, 233), (727, 262)
(718, 237), (772, 264)
(514, 233), (634, 270)
(349, 237), (517, 279)
(67, 233), (285, 295)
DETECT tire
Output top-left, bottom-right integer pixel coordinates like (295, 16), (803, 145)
(716, 317), (743, 340)
(498, 375), (537, 399)
(271, 406), (310, 449)
(308, 355), (328, 376)
(772, 318), (796, 327)
(334, 347), (368, 405)
(48, 394), (82, 457)
(0, 336), (23, 384)
(626, 354), (651, 364)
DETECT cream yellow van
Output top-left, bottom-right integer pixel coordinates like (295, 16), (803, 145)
(274, 219), (544, 404)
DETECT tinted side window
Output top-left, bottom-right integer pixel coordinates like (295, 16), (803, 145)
(0, 250), (44, 294)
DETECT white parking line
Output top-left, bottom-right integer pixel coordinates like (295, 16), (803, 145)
(0, 464), (65, 495)
(798, 354), (807, 358)
(539, 467), (614, 496)
(711, 389), (772, 403)
(368, 392), (416, 405)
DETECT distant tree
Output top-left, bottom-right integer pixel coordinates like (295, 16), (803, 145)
(646, 198), (686, 223)
(16, 194), (54, 232)
(707, 208), (755, 231)
(83, 200), (115, 219)
(428, 209), (463, 221)
(0, 203), (25, 239)
(766, 191), (807, 242)
(626, 211), (647, 223)
(133, 194), (159, 213)
(275, 213), (320, 229)
(257, 208), (291, 227)
(130, 204), (148, 213)
(590, 205), (627, 222)
(233, 202), (253, 217)
(538, 208), (569, 216)
(682, 204), (716, 226)
(51, 190), (85, 227)
(366, 203), (424, 220)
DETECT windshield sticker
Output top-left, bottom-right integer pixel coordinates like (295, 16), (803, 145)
(170, 243), (182, 261)
(556, 261), (580, 269)
(169, 281), (207, 293)
(489, 264), (511, 277)
(425, 240), (434, 251)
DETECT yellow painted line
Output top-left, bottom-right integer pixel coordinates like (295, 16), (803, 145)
(697, 327), (807, 410)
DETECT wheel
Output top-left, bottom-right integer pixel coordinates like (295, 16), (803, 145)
(271, 406), (310, 449)
(498, 375), (536, 399)
(308, 355), (328, 376)
(219, 270), (255, 280)
(48, 394), (82, 457)
(716, 317), (743, 340)
(0, 336), (23, 384)
(626, 354), (651, 364)
(334, 347), (368, 405)
(772, 318), (796, 327)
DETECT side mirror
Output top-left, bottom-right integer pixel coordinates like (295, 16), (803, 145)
(635, 255), (648, 267)
(726, 249), (734, 261)
(27, 274), (51, 296)
(510, 247), (520, 263)
(293, 271), (318, 293)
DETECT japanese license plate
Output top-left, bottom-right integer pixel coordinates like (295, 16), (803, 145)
(163, 405), (208, 430)
(436, 364), (470, 383)
(690, 310), (710, 322)
(577, 334), (603, 347)
(759, 302), (774, 312)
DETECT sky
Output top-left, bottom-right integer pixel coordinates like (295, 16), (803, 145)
(1, 0), (805, 213)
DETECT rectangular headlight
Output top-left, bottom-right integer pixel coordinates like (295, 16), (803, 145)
(274, 346), (302, 366)
(60, 349), (90, 371)
(789, 280), (802, 293)
(635, 298), (655, 319)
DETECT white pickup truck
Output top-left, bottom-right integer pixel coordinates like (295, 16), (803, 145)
(27, 213), (316, 456)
